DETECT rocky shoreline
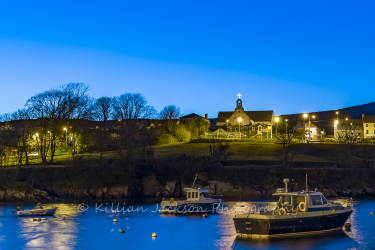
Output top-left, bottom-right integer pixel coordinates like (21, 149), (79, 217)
(1, 176), (375, 203)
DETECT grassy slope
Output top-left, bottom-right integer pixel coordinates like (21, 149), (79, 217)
(3, 142), (348, 167)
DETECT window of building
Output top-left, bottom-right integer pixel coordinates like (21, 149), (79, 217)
(366, 130), (369, 134)
(366, 124), (369, 127)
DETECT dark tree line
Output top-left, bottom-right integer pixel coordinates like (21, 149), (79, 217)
(0, 83), (209, 166)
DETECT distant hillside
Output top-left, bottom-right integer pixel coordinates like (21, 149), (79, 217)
(281, 102), (375, 135)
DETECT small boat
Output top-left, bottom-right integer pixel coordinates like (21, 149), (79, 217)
(159, 187), (222, 214)
(16, 208), (56, 217)
(14, 203), (56, 217)
(233, 176), (353, 238)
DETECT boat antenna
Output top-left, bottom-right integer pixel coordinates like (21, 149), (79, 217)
(306, 174), (308, 192)
(191, 174), (198, 188)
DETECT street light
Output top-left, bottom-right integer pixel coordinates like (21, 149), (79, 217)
(334, 120), (338, 141)
(63, 127), (67, 151)
(275, 117), (279, 135)
(303, 113), (315, 140)
(336, 111), (339, 120)
(238, 117), (242, 138)
(226, 119), (229, 133)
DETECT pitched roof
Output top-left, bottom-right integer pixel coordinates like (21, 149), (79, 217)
(216, 111), (273, 123)
(180, 113), (202, 119)
(216, 112), (234, 123)
(363, 115), (375, 123)
(245, 111), (274, 122)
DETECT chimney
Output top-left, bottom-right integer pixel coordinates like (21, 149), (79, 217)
(205, 114), (208, 119)
(362, 113), (365, 120)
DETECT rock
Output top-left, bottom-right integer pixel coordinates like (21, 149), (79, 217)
(108, 185), (128, 199)
(0, 190), (5, 200)
(95, 190), (103, 199)
(87, 188), (96, 197)
(142, 177), (162, 197)
(101, 187), (108, 194)
(341, 187), (352, 196)
(351, 187), (363, 195)
(364, 188), (375, 194)
(13, 192), (23, 199)
(323, 189), (338, 198)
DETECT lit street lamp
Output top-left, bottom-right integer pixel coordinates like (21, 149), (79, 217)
(303, 113), (315, 140)
(336, 111), (339, 120)
(275, 117), (279, 135)
(238, 117), (242, 138)
(226, 119), (229, 133)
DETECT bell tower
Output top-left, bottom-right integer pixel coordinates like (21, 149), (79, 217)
(235, 93), (244, 120)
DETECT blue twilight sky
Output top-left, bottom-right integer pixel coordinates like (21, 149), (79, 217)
(0, 1), (374, 118)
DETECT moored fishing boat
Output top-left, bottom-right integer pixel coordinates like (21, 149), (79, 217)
(233, 177), (353, 238)
(159, 187), (222, 214)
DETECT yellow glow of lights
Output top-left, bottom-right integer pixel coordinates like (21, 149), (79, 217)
(312, 115), (315, 119)
(334, 120), (338, 125)
(63, 127), (67, 131)
(238, 117), (242, 123)
(275, 117), (279, 122)
(346, 118), (348, 120)
(226, 120), (229, 122)
(303, 113), (308, 118)
(285, 119), (288, 122)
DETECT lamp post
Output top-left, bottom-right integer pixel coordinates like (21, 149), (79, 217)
(303, 113), (315, 140)
(334, 120), (338, 141)
(238, 117), (242, 138)
(275, 117), (279, 136)
(226, 119), (229, 133)
(63, 127), (67, 152)
(336, 111), (339, 120)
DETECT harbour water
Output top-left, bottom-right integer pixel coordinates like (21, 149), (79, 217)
(0, 199), (374, 249)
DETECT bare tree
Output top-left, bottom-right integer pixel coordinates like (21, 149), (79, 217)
(91, 97), (112, 128)
(25, 83), (91, 164)
(112, 93), (156, 120)
(276, 129), (298, 168)
(159, 105), (181, 120)
(11, 109), (32, 164)
(159, 105), (181, 133)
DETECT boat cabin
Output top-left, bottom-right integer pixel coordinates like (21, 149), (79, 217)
(273, 189), (329, 212)
(184, 188), (212, 201)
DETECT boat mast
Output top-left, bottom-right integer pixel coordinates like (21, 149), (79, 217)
(306, 174), (308, 192)
(191, 174), (198, 188)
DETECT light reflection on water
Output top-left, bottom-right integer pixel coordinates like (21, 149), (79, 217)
(0, 199), (373, 249)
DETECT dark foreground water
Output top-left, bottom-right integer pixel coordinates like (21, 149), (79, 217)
(0, 199), (374, 249)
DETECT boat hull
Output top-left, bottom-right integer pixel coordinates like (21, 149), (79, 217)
(233, 210), (352, 237)
(17, 208), (56, 217)
(159, 202), (221, 214)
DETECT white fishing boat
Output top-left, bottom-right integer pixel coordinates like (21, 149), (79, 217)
(14, 203), (56, 217)
(159, 175), (222, 214)
(159, 188), (222, 214)
(16, 208), (56, 217)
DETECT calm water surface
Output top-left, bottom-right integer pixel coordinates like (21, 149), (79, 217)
(0, 199), (374, 249)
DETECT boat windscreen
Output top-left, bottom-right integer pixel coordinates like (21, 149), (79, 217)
(201, 192), (211, 198)
(309, 195), (328, 206)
